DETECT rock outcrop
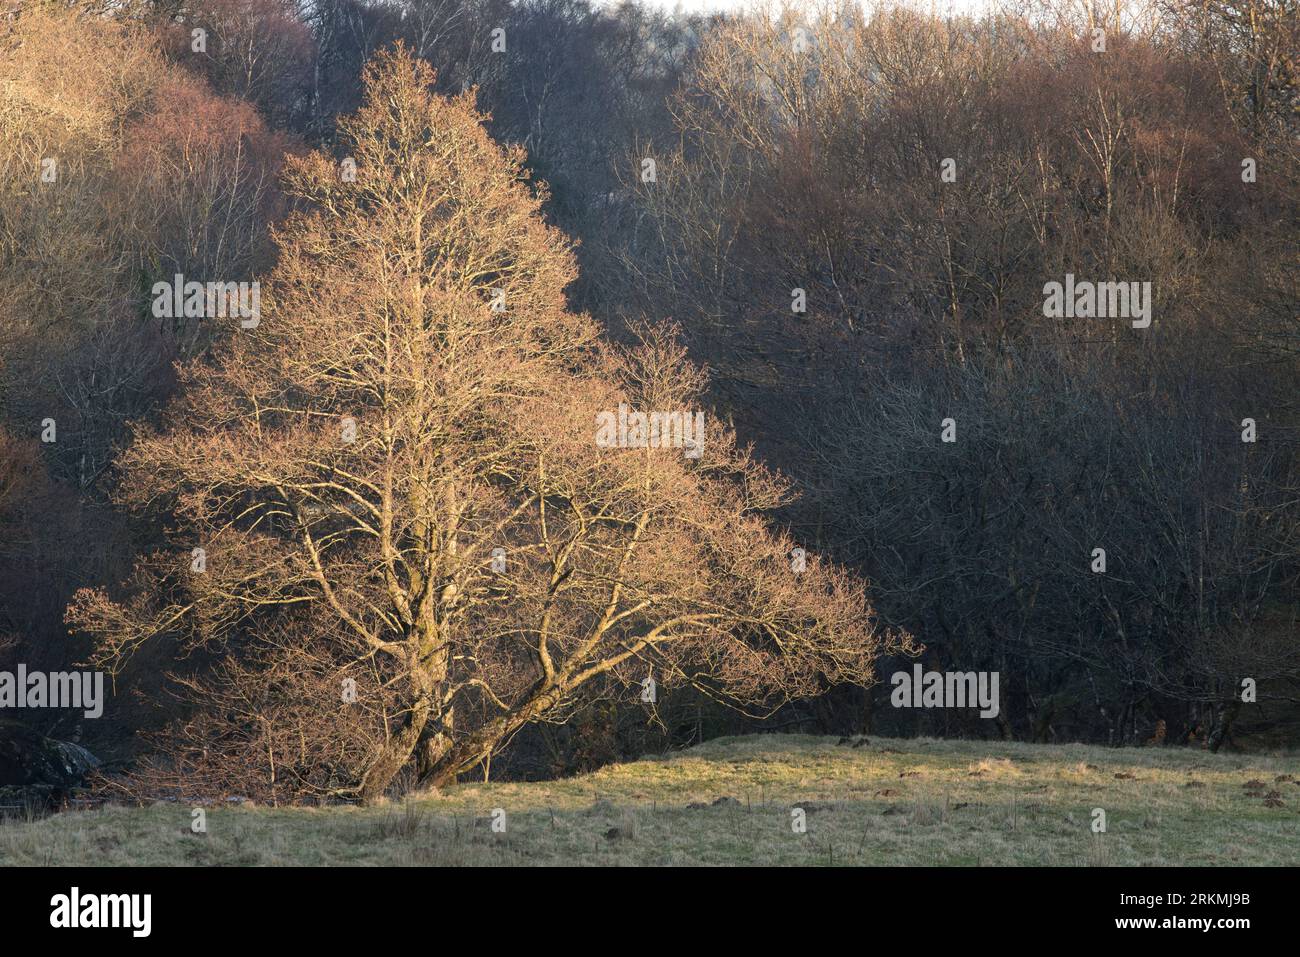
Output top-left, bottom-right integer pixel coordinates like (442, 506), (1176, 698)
(0, 719), (100, 808)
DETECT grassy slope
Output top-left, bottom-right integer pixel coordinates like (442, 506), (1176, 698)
(2, 734), (1298, 866)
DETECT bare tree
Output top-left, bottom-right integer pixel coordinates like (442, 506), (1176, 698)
(68, 46), (909, 802)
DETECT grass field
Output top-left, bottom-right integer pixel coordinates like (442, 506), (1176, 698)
(2, 734), (1298, 866)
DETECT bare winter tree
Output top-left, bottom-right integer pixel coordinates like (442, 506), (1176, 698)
(68, 46), (909, 802)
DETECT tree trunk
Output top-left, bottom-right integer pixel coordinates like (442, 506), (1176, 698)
(416, 707), (454, 779)
(1206, 700), (1240, 754)
(420, 686), (563, 789)
(357, 703), (430, 804)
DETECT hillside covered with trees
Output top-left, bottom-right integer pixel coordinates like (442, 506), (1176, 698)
(0, 0), (1297, 808)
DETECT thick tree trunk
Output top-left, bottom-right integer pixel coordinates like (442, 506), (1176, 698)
(420, 686), (563, 789)
(416, 707), (454, 779)
(357, 703), (430, 804)
(358, 619), (449, 801)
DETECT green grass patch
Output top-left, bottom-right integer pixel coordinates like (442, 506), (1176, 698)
(3, 735), (1297, 866)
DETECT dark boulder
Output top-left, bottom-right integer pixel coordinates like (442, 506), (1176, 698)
(0, 719), (100, 808)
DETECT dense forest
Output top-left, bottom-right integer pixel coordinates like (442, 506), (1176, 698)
(0, 0), (1297, 804)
